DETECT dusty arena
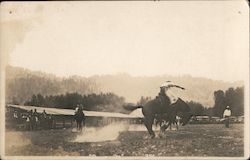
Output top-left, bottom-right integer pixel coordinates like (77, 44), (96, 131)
(5, 123), (243, 157)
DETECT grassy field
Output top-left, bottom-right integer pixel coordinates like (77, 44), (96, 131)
(5, 123), (244, 157)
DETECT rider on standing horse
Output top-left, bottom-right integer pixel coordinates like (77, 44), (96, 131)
(74, 104), (86, 132)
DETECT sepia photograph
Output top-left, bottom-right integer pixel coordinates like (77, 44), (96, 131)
(0, 1), (249, 159)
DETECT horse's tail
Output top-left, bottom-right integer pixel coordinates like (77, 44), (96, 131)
(123, 104), (143, 111)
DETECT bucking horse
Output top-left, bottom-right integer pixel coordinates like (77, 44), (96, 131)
(125, 98), (192, 138)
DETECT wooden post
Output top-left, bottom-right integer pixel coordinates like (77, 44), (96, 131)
(63, 118), (65, 128)
(53, 119), (56, 129)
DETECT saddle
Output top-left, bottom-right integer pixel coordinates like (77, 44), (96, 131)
(156, 94), (171, 108)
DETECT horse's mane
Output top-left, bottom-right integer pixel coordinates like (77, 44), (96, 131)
(176, 98), (190, 112)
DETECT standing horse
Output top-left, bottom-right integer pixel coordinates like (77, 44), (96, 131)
(126, 98), (192, 138)
(74, 108), (85, 132)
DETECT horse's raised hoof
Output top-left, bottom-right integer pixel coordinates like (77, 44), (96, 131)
(159, 133), (163, 138)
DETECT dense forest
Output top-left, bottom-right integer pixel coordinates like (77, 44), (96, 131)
(213, 87), (244, 117)
(23, 92), (126, 113)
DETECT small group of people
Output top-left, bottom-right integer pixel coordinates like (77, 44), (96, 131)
(25, 109), (39, 130)
(12, 109), (54, 130)
(26, 109), (51, 130)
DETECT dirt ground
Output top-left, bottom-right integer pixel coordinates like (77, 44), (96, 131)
(5, 123), (244, 157)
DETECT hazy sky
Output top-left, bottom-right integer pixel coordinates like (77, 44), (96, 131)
(1, 1), (249, 82)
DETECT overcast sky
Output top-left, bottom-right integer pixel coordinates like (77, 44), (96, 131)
(1, 1), (249, 82)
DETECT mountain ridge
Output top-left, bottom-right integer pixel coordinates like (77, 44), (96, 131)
(5, 66), (243, 107)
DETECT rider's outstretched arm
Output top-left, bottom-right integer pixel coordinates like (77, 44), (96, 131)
(172, 85), (185, 90)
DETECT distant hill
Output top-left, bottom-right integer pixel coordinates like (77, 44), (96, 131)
(5, 66), (243, 107)
(5, 66), (98, 104)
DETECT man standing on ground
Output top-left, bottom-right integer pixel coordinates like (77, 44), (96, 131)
(223, 106), (232, 128)
(41, 110), (47, 129)
(33, 109), (39, 130)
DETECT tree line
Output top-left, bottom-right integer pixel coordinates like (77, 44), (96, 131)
(24, 92), (126, 113)
(213, 87), (244, 117)
(188, 86), (243, 117)
(22, 86), (244, 116)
